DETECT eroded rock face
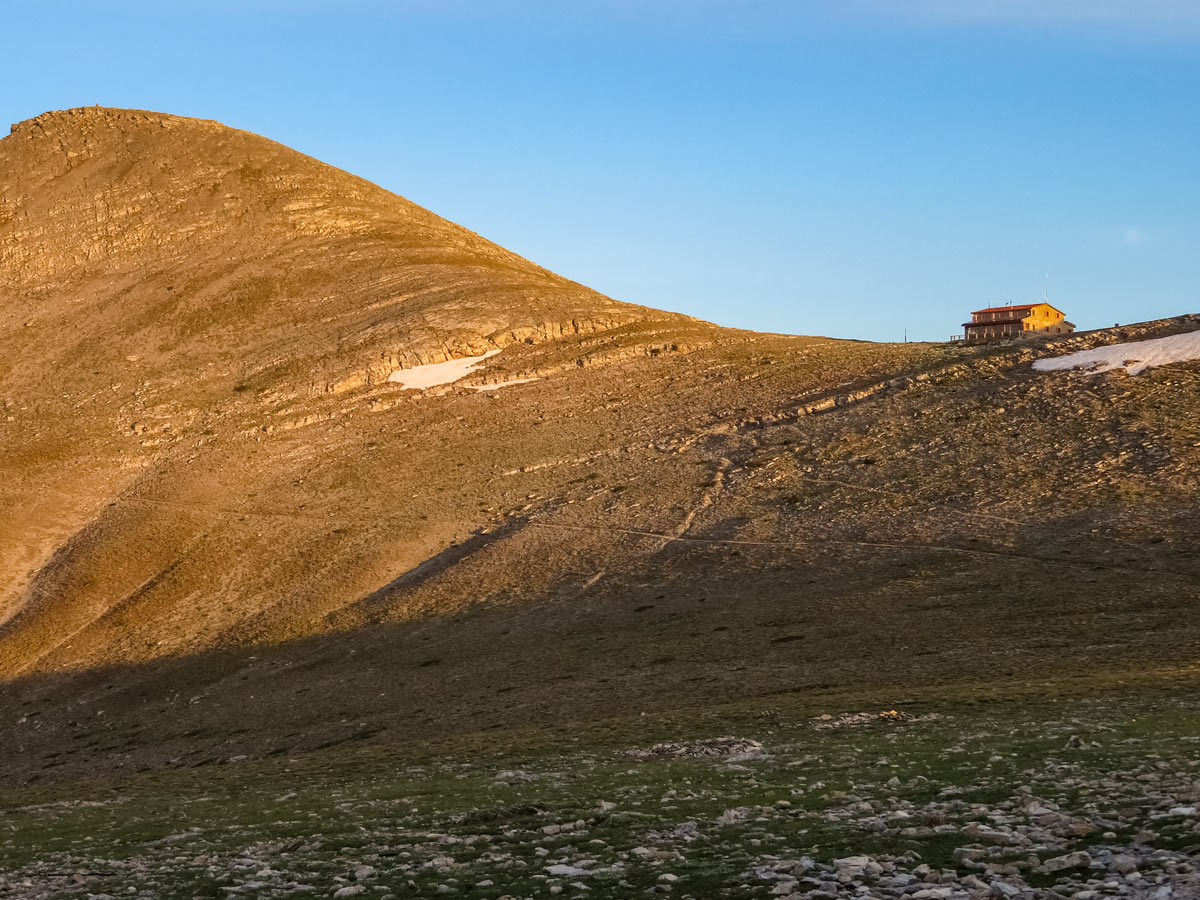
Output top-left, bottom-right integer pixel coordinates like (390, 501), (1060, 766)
(0, 106), (675, 399)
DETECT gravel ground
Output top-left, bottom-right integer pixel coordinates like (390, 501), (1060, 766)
(2, 695), (1197, 899)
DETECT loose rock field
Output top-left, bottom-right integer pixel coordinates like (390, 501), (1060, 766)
(2, 695), (1197, 899)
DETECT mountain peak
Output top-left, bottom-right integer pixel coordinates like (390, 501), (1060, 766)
(0, 106), (690, 404)
(9, 105), (223, 137)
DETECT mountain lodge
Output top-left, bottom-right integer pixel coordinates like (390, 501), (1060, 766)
(963, 302), (1075, 341)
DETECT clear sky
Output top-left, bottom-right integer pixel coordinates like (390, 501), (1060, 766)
(4, 1), (1197, 342)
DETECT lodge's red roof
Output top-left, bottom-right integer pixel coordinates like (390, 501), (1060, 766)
(971, 303), (1040, 314)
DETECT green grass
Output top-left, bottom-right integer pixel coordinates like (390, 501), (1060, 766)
(3, 692), (1199, 898)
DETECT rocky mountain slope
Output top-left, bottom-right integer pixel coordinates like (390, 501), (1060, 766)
(2, 108), (1199, 782)
(0, 105), (695, 667)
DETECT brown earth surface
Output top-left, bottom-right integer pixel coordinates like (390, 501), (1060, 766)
(2, 108), (1199, 784)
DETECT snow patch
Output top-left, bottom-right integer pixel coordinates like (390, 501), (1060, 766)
(1033, 330), (1200, 376)
(387, 349), (501, 390)
(468, 377), (540, 392)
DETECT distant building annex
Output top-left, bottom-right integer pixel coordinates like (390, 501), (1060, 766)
(963, 302), (1075, 341)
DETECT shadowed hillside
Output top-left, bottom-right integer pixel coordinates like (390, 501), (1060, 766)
(2, 108), (1199, 783)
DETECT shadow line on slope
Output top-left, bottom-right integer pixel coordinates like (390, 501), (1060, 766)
(2, 524), (1199, 786)
(526, 521), (1194, 579)
(350, 517), (532, 615)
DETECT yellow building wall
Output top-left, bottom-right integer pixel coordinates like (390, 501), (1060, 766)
(1022, 304), (1073, 335)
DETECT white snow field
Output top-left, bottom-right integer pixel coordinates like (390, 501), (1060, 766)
(1033, 330), (1200, 376)
(387, 349), (501, 390)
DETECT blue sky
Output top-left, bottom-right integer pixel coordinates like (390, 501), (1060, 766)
(4, 1), (1197, 341)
